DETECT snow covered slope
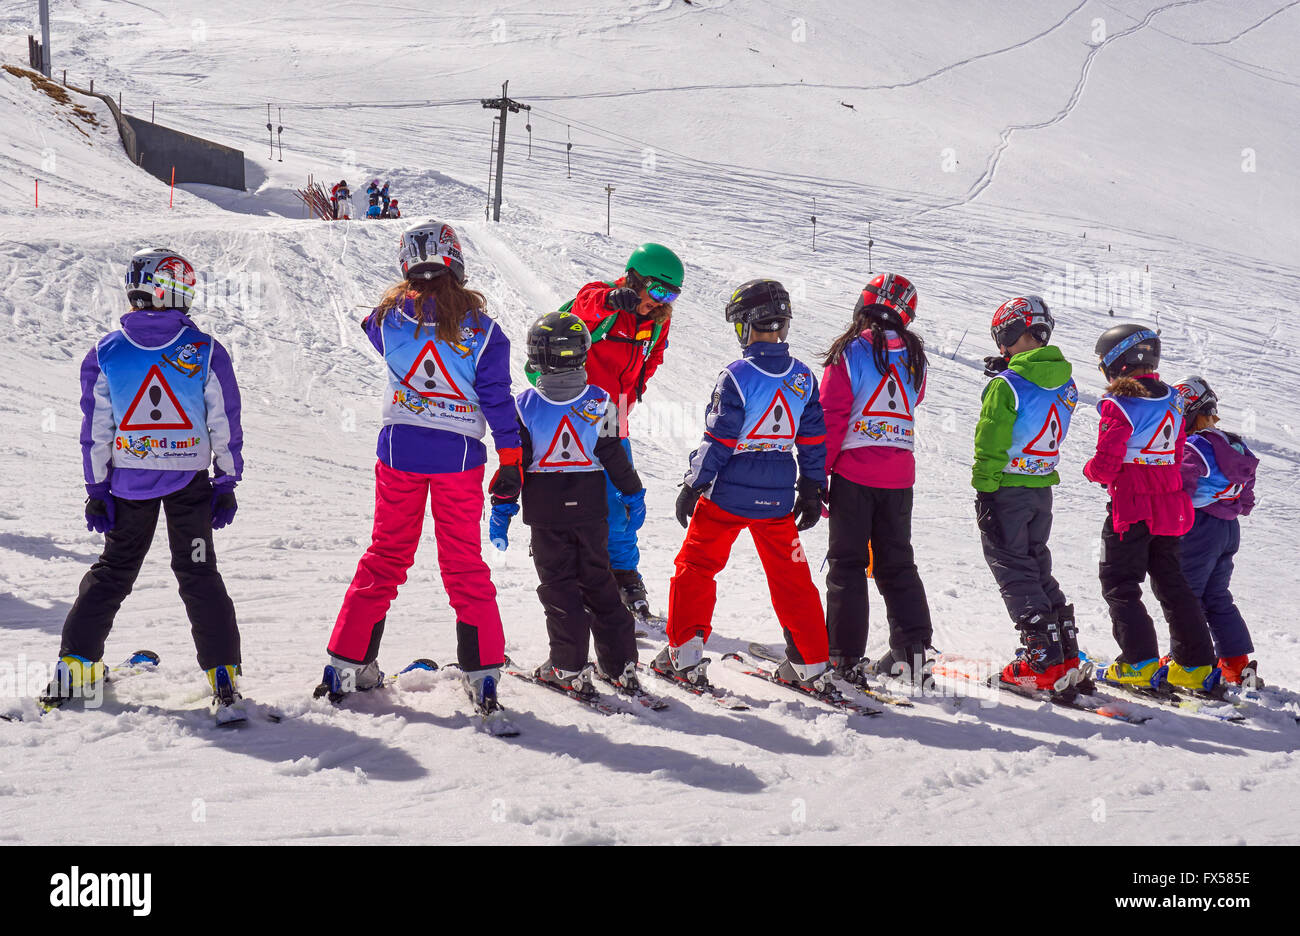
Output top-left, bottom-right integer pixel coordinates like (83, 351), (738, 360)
(0, 1), (1298, 844)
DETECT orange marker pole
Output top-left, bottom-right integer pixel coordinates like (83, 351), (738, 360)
(170, 166), (175, 208)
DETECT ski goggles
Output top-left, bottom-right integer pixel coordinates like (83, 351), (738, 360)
(644, 280), (680, 304)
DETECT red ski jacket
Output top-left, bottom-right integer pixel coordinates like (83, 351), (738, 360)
(566, 278), (671, 422)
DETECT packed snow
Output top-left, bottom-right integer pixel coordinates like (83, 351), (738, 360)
(0, 0), (1297, 844)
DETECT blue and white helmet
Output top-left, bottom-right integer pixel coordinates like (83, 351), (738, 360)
(398, 221), (465, 283)
(124, 248), (196, 309)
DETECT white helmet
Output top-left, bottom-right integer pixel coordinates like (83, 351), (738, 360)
(398, 221), (465, 283)
(124, 248), (196, 309)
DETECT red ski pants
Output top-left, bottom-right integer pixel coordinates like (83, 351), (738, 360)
(329, 461), (505, 669)
(667, 498), (828, 664)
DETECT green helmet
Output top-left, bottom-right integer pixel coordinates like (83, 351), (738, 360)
(625, 243), (684, 290)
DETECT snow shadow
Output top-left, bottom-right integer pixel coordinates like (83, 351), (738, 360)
(0, 533), (93, 563)
(0, 592), (71, 635)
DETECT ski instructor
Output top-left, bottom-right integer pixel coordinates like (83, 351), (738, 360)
(534, 243), (683, 621)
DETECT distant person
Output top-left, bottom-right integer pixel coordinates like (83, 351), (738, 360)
(40, 248), (245, 723)
(381, 181), (391, 215)
(385, 198), (400, 220)
(546, 244), (683, 624)
(331, 180), (351, 220)
(1175, 376), (1261, 686)
(366, 180), (382, 219)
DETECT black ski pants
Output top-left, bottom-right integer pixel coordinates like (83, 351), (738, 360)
(975, 486), (1067, 629)
(61, 471), (240, 671)
(1099, 514), (1214, 666)
(531, 522), (637, 675)
(825, 476), (932, 658)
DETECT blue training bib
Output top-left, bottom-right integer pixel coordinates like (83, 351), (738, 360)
(380, 308), (491, 439)
(995, 370), (1077, 476)
(517, 385), (608, 473)
(840, 337), (922, 452)
(1102, 388), (1184, 466)
(98, 326), (212, 470)
(1186, 432), (1245, 508)
(725, 358), (815, 455)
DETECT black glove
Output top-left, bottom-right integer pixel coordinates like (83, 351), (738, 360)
(489, 465), (522, 503)
(983, 355), (1010, 377)
(793, 477), (825, 532)
(605, 287), (640, 312)
(675, 483), (703, 529)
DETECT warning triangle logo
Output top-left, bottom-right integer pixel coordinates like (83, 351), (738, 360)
(1140, 411), (1178, 456)
(539, 416), (594, 468)
(1024, 404), (1064, 456)
(120, 365), (193, 430)
(860, 366), (913, 419)
(747, 390), (797, 440)
(403, 341), (467, 400)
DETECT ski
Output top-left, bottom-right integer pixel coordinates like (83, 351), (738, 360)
(502, 662), (631, 717)
(592, 669), (670, 710)
(933, 656), (1149, 724)
(312, 657), (439, 705)
(1228, 682), (1300, 725)
(747, 642), (914, 707)
(638, 660), (749, 710)
(721, 653), (884, 716)
(1094, 673), (1246, 724)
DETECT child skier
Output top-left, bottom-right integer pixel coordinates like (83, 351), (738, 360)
(380, 181), (391, 216)
(655, 279), (830, 691)
(42, 248), (245, 721)
(318, 221), (520, 730)
(488, 311), (647, 696)
(819, 273), (934, 687)
(386, 198), (400, 220)
(365, 180), (383, 219)
(331, 180), (351, 220)
(971, 297), (1082, 691)
(1175, 376), (1260, 685)
(1085, 325), (1220, 692)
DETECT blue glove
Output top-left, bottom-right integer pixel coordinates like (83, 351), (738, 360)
(621, 489), (646, 533)
(490, 502), (519, 551)
(84, 483), (116, 534)
(212, 489), (238, 530)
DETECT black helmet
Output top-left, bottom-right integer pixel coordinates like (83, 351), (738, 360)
(527, 310), (591, 374)
(1096, 324), (1160, 380)
(725, 278), (791, 345)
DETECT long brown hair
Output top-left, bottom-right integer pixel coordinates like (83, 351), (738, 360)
(822, 306), (927, 391)
(372, 274), (487, 343)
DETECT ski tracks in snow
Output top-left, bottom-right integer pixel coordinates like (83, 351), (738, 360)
(955, 0), (1212, 209)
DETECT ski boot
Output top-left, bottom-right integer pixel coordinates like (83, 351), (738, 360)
(38, 654), (106, 711)
(650, 635), (711, 688)
(1218, 655), (1262, 688)
(314, 654), (384, 703)
(207, 664), (247, 725)
(1001, 616), (1079, 692)
(1100, 657), (1165, 688)
(774, 659), (835, 694)
(534, 661), (598, 698)
(464, 666), (518, 736)
(596, 659), (644, 694)
(1055, 604), (1094, 688)
(1165, 661), (1223, 695)
(830, 655), (874, 689)
(868, 643), (935, 691)
(614, 569), (653, 620)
